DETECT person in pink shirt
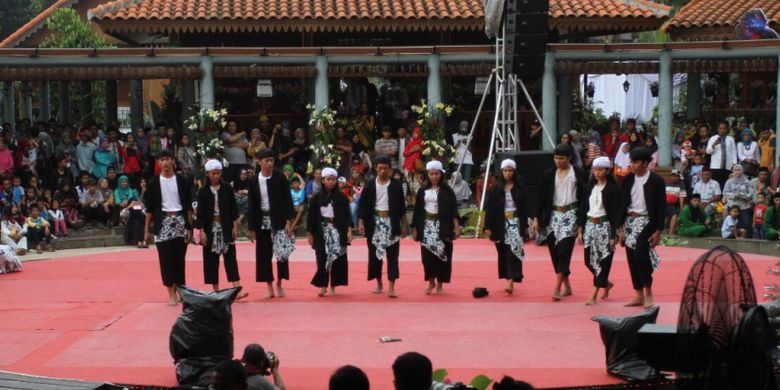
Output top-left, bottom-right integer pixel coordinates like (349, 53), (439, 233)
(0, 138), (14, 178)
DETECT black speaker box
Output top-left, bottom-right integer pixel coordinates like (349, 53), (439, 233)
(506, 13), (549, 35)
(507, 0), (550, 13)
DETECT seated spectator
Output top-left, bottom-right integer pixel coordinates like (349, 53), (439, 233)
(0, 137), (14, 178)
(98, 178), (117, 226)
(693, 168), (722, 217)
(676, 194), (709, 237)
(721, 205), (746, 239)
(114, 175), (139, 211)
(305, 168), (323, 203)
(451, 171), (472, 207)
(80, 179), (105, 228)
(49, 199), (67, 238)
(374, 126), (399, 165)
(25, 205), (53, 253)
(1, 204), (28, 255)
(737, 128), (759, 177)
(106, 166), (119, 190)
(665, 170), (686, 234)
(282, 164), (304, 187)
(233, 168), (251, 224)
(75, 170), (91, 199)
(211, 360), (248, 390)
(751, 167), (775, 202)
(329, 365), (369, 390)
(754, 193), (769, 239)
(122, 199), (147, 248)
(392, 168), (411, 207)
(54, 179), (81, 229)
(723, 164), (756, 238)
(492, 376), (535, 390)
(764, 193), (780, 240)
(613, 142), (632, 187)
(290, 177), (305, 230)
(402, 128), (424, 177)
(392, 352), (432, 390)
(241, 343), (286, 390)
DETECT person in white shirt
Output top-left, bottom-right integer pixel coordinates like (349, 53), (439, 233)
(452, 121), (474, 181)
(706, 121), (738, 187)
(143, 149), (193, 306)
(736, 128), (760, 176)
(692, 168), (722, 217)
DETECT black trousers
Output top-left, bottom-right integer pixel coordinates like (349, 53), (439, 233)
(27, 226), (51, 247)
(156, 237), (187, 287)
(203, 243), (240, 285)
(584, 249), (614, 288)
(311, 250), (348, 288)
(83, 205), (106, 224)
(421, 241), (453, 283)
(496, 243), (523, 282)
(546, 233), (575, 276)
(625, 227), (654, 290)
(255, 229), (289, 282)
(367, 240), (400, 281)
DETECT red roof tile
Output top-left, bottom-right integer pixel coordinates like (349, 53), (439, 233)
(667, 0), (780, 30)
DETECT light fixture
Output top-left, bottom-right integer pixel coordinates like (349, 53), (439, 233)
(623, 78), (630, 93)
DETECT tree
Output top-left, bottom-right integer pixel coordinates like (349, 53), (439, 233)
(0, 0), (56, 44)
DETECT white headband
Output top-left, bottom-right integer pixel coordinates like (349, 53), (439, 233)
(322, 167), (338, 178)
(426, 160), (445, 173)
(500, 159), (516, 170)
(592, 156), (612, 169)
(204, 159), (223, 172)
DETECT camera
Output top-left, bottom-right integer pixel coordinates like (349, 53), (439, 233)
(266, 351), (276, 363)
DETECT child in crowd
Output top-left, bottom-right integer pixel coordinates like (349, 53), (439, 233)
(392, 169), (411, 207)
(25, 205), (53, 253)
(721, 205), (746, 239)
(290, 176), (306, 230)
(754, 192), (768, 239)
(49, 199), (68, 237)
(11, 176), (24, 204)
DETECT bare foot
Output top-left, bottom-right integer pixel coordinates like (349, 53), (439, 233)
(602, 282), (614, 299)
(436, 288), (446, 295)
(504, 288), (514, 295)
(328, 289), (336, 296)
(624, 297), (644, 307)
(643, 296), (655, 308)
(277, 287), (285, 298)
(318, 288), (327, 297)
(263, 292), (275, 300)
(388, 290), (398, 298)
(167, 298), (177, 306)
(425, 283), (434, 295)
(552, 290), (561, 301)
(561, 289), (573, 297)
(373, 286), (383, 294)
(585, 299), (597, 305)
(236, 292), (249, 301)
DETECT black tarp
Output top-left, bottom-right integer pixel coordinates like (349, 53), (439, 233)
(592, 307), (663, 381)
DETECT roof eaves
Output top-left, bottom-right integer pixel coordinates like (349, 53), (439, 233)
(0, 0), (79, 48)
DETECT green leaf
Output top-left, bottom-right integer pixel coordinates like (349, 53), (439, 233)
(469, 375), (494, 390)
(431, 368), (448, 382)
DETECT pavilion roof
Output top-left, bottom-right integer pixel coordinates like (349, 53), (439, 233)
(0, 0), (79, 48)
(664, 0), (780, 40)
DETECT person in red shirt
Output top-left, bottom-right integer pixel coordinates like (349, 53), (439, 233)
(754, 192), (769, 239)
(602, 117), (629, 160)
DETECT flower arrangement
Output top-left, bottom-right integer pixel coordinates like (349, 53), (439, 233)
(411, 100), (457, 163)
(184, 107), (229, 166)
(306, 104), (342, 170)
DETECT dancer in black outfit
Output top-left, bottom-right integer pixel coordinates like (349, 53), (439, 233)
(308, 167), (352, 296)
(144, 149), (193, 306)
(247, 148), (296, 300)
(357, 156), (408, 298)
(484, 159), (527, 294)
(618, 147), (666, 308)
(532, 144), (587, 301)
(411, 160), (461, 295)
(197, 159), (248, 298)
(577, 156), (620, 305)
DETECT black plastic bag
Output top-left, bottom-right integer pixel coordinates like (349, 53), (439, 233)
(175, 356), (224, 387)
(592, 306), (663, 381)
(170, 286), (241, 363)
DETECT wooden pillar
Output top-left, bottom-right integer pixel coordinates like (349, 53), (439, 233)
(129, 79), (144, 131)
(686, 73), (702, 120)
(658, 51), (673, 167)
(39, 81), (51, 122)
(105, 80), (118, 126)
(542, 52), (557, 151)
(79, 80), (93, 123)
(59, 81), (71, 125)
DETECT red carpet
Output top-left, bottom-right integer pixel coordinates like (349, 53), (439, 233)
(0, 239), (775, 389)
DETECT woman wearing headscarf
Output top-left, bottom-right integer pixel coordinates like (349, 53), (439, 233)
(644, 136), (659, 171)
(114, 175), (139, 211)
(672, 130), (686, 170)
(613, 142), (632, 186)
(484, 159), (527, 294)
(558, 133), (583, 169)
(93, 137), (117, 179)
(723, 163), (757, 238)
(737, 128), (759, 177)
(411, 160), (460, 295)
(308, 167), (352, 296)
(402, 128), (425, 176)
(450, 171), (472, 207)
(577, 157), (619, 305)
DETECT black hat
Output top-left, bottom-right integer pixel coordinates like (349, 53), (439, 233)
(374, 156), (391, 167)
(689, 193), (701, 200)
(629, 147), (653, 162)
(156, 149), (174, 159)
(472, 287), (489, 298)
(553, 143), (572, 157)
(254, 148), (274, 160)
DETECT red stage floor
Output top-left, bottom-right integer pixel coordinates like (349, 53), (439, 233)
(0, 239), (775, 389)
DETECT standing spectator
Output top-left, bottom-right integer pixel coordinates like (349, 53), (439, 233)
(402, 128), (424, 176)
(693, 168), (722, 218)
(757, 129), (776, 169)
(751, 167), (776, 202)
(25, 205), (53, 253)
(773, 155), (780, 189)
(53, 131), (76, 162)
(0, 138), (14, 178)
(452, 121), (474, 180)
(528, 119), (542, 151)
(754, 192), (769, 239)
(14, 138), (37, 184)
(233, 168), (250, 224)
(672, 130), (686, 169)
(687, 153), (705, 190)
(92, 137), (117, 179)
(273, 124), (293, 163)
(80, 179), (105, 228)
(765, 193), (780, 240)
(246, 128), (266, 171)
(333, 127), (353, 176)
(222, 120), (249, 183)
(737, 128), (760, 177)
(121, 133), (142, 185)
(583, 130), (603, 169)
(397, 127), (410, 171)
(558, 132), (583, 168)
(374, 126), (399, 165)
(706, 121), (738, 187)
(10, 176), (24, 205)
(723, 164), (756, 238)
(613, 143), (632, 186)
(106, 127), (124, 172)
(305, 168), (323, 202)
(176, 133), (197, 180)
(664, 170), (686, 234)
(602, 117), (627, 159)
(134, 127), (150, 158)
(1, 204), (28, 255)
(354, 103), (375, 147)
(48, 155), (73, 193)
(450, 172), (472, 207)
(76, 129), (96, 174)
(287, 128), (310, 174)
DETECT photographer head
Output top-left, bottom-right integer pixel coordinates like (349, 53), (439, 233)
(242, 343), (286, 390)
(329, 365), (369, 390)
(392, 352), (432, 390)
(211, 360), (248, 390)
